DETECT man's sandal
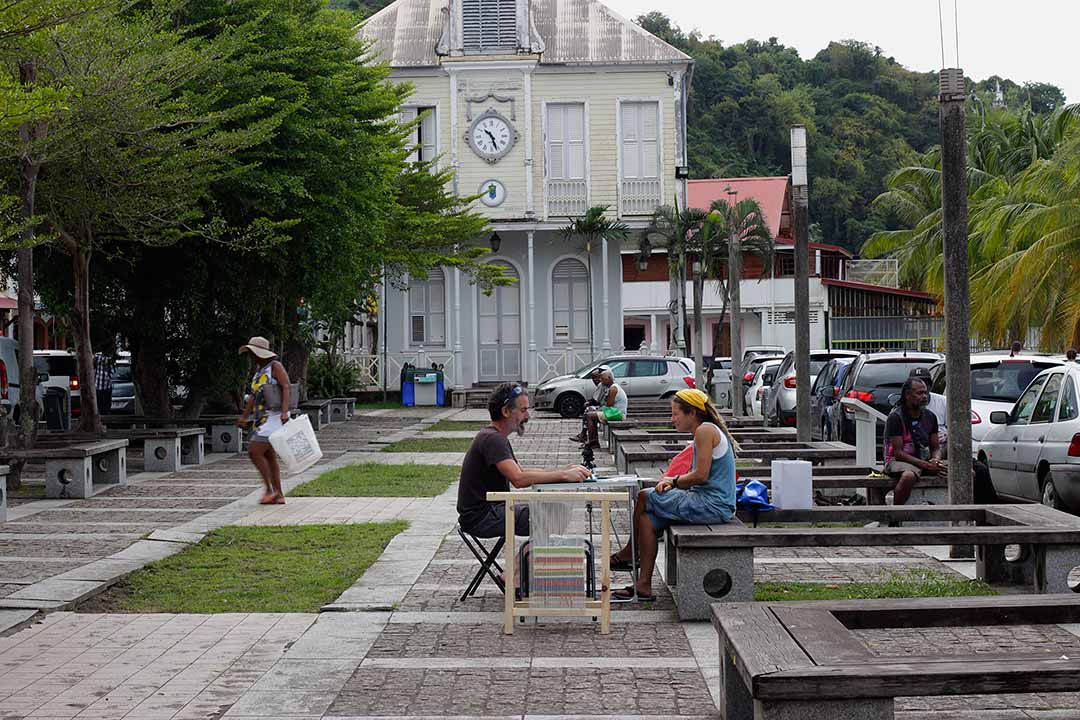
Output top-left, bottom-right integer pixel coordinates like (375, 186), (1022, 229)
(612, 586), (657, 602)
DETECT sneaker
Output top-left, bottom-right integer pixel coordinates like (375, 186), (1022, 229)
(568, 433), (586, 442)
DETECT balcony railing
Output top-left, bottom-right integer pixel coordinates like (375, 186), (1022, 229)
(546, 180), (588, 218)
(620, 178), (661, 216)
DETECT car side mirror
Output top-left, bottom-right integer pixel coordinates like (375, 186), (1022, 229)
(37, 372), (49, 384)
(990, 411), (1009, 425)
(887, 393), (900, 406)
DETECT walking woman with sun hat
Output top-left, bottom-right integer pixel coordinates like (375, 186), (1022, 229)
(236, 336), (292, 504)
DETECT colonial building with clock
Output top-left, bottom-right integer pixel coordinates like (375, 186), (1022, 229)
(359, 0), (691, 394)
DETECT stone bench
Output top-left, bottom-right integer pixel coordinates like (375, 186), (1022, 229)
(0, 464), (8, 522)
(300, 400), (331, 430)
(603, 416), (789, 446)
(610, 429), (825, 472)
(714, 594), (1080, 720)
(104, 428), (205, 472)
(620, 440), (855, 475)
(1, 440), (127, 499)
(666, 503), (1080, 620)
(320, 397), (353, 423)
(103, 415), (242, 454)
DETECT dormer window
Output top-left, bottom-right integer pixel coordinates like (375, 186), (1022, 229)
(462, 0), (518, 52)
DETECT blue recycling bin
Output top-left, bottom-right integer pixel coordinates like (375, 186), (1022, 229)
(400, 366), (416, 407)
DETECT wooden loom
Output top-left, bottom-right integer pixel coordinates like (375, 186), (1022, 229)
(487, 491), (613, 635)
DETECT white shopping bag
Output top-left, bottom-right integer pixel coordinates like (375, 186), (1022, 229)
(269, 414), (323, 476)
(771, 460), (813, 509)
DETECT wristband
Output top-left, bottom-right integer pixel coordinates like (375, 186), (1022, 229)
(673, 475), (680, 489)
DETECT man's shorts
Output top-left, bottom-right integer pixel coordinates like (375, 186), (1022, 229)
(885, 460), (923, 479)
(461, 503), (530, 539)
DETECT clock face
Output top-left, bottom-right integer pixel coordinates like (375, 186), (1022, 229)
(467, 111), (517, 163)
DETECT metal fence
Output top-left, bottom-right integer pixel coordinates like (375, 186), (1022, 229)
(830, 316), (944, 353)
(846, 259), (899, 288)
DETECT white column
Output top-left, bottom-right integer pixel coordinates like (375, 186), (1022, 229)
(601, 236), (611, 353)
(650, 313), (659, 352)
(400, 273), (409, 355)
(524, 67), (535, 217)
(448, 70), (460, 196)
(527, 231), (537, 383)
(454, 268), (464, 390)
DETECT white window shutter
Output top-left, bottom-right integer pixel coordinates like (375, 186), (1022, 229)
(401, 107), (419, 163)
(641, 103), (659, 178)
(621, 103), (641, 179)
(567, 104), (585, 179)
(420, 109), (436, 163)
(548, 106), (565, 179)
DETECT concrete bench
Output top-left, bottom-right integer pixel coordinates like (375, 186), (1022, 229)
(0, 464), (8, 522)
(610, 428), (820, 471)
(104, 428), (205, 472)
(603, 415), (783, 446)
(1, 440), (127, 499)
(103, 415), (242, 454)
(620, 440), (855, 475)
(300, 400), (331, 430)
(714, 594), (1080, 720)
(321, 397), (353, 423)
(666, 503), (1080, 620)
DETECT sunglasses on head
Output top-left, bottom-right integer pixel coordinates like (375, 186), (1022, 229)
(503, 384), (525, 408)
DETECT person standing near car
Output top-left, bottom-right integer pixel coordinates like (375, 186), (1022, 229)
(236, 336), (291, 505)
(883, 377), (944, 505)
(93, 345), (116, 416)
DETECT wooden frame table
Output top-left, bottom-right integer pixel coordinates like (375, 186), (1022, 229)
(487, 491), (614, 635)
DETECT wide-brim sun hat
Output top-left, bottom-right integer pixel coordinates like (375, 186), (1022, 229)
(238, 336), (277, 360)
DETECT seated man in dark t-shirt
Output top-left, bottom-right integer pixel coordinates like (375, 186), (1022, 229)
(883, 377), (944, 505)
(457, 383), (591, 538)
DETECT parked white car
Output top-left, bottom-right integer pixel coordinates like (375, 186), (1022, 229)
(978, 363), (1080, 512)
(34, 350), (82, 418)
(744, 359), (783, 418)
(765, 349), (860, 426)
(533, 354), (695, 418)
(929, 353), (1064, 447)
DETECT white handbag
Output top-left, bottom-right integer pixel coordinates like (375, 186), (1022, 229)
(269, 414), (323, 475)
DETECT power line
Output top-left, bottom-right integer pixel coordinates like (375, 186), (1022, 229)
(937, 0), (946, 69)
(954, 0), (960, 67)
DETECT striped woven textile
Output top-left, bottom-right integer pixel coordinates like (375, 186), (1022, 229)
(530, 546), (586, 599)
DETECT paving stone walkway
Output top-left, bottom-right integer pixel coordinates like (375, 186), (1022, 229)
(3, 408), (1080, 719)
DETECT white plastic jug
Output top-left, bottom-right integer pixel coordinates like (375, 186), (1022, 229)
(771, 460), (813, 509)
(269, 414), (323, 476)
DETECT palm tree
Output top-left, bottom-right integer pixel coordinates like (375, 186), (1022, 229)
(561, 206), (629, 357)
(648, 204), (707, 360)
(704, 198), (774, 410)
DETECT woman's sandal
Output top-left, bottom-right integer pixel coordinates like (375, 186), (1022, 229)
(258, 494), (276, 505)
(609, 555), (637, 572)
(611, 586), (657, 602)
(272, 494), (286, 504)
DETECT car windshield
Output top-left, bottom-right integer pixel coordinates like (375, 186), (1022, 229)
(856, 360), (936, 389)
(970, 361), (1058, 403)
(34, 355), (77, 376)
(762, 366), (779, 384)
(112, 364), (132, 383)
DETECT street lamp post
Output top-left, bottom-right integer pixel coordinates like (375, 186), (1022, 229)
(791, 126), (812, 441)
(940, 68), (973, 557)
(726, 186), (743, 415)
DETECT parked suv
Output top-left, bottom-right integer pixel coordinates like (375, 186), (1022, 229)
(111, 352), (135, 414)
(34, 350), (81, 417)
(836, 351), (944, 445)
(744, 358), (782, 417)
(979, 364), (1080, 512)
(766, 350), (860, 426)
(810, 357), (855, 440)
(743, 345), (786, 364)
(929, 353), (1064, 447)
(533, 355), (694, 418)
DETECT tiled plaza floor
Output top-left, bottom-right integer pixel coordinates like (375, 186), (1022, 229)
(2, 408), (1080, 719)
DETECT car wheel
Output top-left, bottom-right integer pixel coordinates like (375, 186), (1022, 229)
(1040, 471), (1066, 511)
(555, 393), (585, 419)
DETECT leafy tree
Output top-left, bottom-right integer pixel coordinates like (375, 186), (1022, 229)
(560, 206), (630, 357)
(647, 204), (707, 355)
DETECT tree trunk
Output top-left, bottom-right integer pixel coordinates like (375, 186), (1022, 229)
(69, 234), (100, 433)
(180, 387), (207, 418)
(11, 59), (46, 489)
(728, 229), (744, 415)
(130, 294), (171, 417)
(1071, 317), (1080, 350)
(282, 306), (309, 401)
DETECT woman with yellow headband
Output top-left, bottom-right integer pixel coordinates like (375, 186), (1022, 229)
(611, 388), (738, 601)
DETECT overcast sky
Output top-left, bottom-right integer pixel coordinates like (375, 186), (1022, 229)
(605, 0), (1077, 102)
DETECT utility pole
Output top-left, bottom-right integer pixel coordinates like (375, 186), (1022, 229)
(940, 68), (973, 556)
(727, 186), (744, 415)
(790, 126), (812, 442)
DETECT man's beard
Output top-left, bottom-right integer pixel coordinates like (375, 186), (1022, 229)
(515, 420), (528, 437)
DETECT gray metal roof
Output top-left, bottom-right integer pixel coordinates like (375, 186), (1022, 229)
(358, 0), (691, 68)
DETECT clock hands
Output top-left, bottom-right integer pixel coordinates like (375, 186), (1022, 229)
(484, 129), (498, 148)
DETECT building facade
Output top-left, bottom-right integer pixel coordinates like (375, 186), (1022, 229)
(357, 0), (692, 390)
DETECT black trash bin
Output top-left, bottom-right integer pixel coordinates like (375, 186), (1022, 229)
(43, 387), (71, 432)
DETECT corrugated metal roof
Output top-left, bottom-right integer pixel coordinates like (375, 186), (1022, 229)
(357, 0), (690, 68)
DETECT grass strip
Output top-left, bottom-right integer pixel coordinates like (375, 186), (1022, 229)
(81, 523), (407, 613)
(290, 463), (458, 497)
(380, 437), (473, 453)
(426, 419), (491, 432)
(754, 569), (996, 602)
(354, 400), (402, 410)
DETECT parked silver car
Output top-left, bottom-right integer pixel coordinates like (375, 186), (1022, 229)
(979, 364), (1080, 512)
(533, 355), (695, 418)
(743, 358), (782, 417)
(766, 349), (860, 426)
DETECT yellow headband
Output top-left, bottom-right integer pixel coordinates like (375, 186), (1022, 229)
(675, 388), (709, 412)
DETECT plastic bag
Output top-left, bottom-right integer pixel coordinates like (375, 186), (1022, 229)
(269, 414), (323, 475)
(601, 407), (624, 421)
(737, 479), (776, 512)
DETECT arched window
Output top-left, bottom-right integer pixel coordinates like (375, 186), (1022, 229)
(409, 268), (446, 346)
(552, 259), (591, 343)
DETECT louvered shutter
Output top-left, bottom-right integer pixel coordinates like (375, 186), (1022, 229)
(462, 0), (517, 51)
(620, 103), (640, 179)
(640, 103), (659, 177)
(401, 107), (419, 163)
(548, 106), (565, 179)
(552, 259), (591, 343)
(419, 109), (436, 163)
